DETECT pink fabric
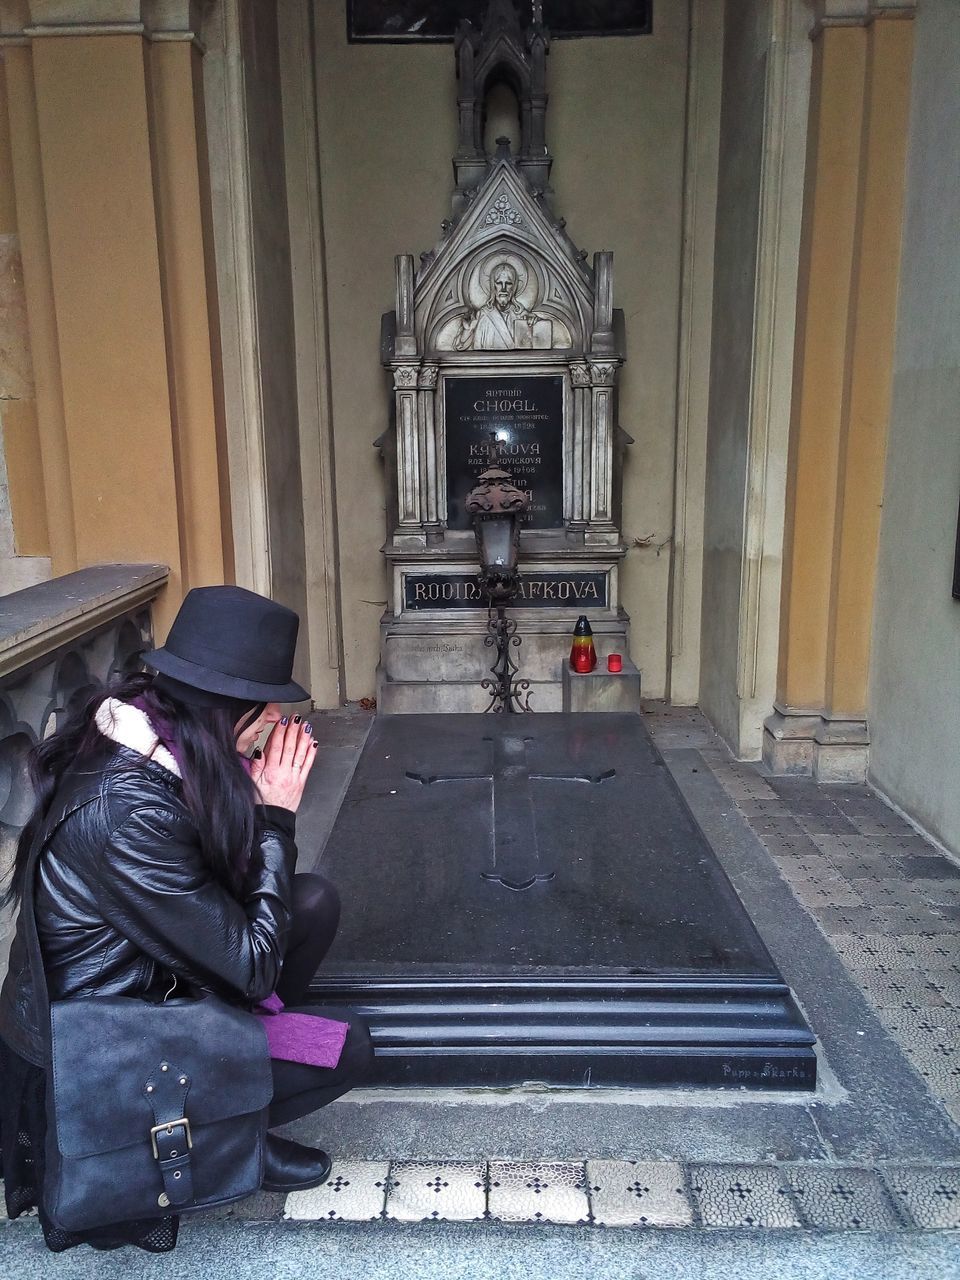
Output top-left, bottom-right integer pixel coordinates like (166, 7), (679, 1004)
(255, 993), (349, 1069)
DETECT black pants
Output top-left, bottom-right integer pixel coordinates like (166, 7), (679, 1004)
(267, 873), (374, 1129)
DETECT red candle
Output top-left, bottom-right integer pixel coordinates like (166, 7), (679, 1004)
(607, 653), (623, 673)
(569, 616), (597, 672)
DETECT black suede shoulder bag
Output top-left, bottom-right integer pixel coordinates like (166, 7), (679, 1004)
(21, 807), (274, 1234)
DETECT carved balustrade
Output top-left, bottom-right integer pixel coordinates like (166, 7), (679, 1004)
(0, 564), (169, 967)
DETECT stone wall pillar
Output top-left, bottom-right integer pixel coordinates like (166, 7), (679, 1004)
(567, 361), (591, 526)
(417, 364), (440, 532)
(392, 364), (423, 540)
(763, 2), (915, 781)
(0, 1), (232, 632)
(0, 31), (51, 590)
(586, 359), (619, 543)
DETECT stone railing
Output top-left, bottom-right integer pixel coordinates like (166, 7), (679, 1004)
(0, 564), (169, 967)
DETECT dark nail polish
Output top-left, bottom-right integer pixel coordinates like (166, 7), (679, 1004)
(281, 716), (288, 725)
(293, 714), (302, 724)
(305, 723), (313, 735)
(312, 740), (319, 749)
(253, 748), (262, 759)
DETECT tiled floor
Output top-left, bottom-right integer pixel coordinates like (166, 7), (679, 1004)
(275, 1157), (960, 1230)
(689, 730), (960, 1125)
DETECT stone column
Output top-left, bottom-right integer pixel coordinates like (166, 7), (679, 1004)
(418, 364), (441, 534)
(277, 0), (343, 707)
(147, 8), (235, 592)
(567, 361), (591, 526)
(393, 364), (423, 541)
(585, 360), (619, 544)
(763, 2), (915, 781)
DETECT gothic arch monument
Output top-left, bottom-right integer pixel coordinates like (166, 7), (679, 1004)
(378, 0), (631, 711)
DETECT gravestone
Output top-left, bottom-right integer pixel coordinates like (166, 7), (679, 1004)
(310, 714), (817, 1089)
(377, 2), (632, 712)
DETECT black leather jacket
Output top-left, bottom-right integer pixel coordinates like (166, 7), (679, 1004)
(0, 738), (297, 1066)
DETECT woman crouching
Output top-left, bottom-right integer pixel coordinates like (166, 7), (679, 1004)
(0, 586), (372, 1253)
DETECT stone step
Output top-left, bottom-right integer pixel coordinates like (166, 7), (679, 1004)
(376, 673), (562, 713)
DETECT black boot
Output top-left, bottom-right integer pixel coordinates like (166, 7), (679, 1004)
(262, 1134), (332, 1193)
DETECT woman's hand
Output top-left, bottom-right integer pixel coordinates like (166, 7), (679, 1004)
(249, 717), (318, 813)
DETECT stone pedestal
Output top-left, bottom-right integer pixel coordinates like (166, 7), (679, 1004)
(762, 704), (869, 783)
(562, 659), (641, 714)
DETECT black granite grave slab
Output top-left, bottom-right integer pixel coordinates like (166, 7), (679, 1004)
(309, 714), (816, 1089)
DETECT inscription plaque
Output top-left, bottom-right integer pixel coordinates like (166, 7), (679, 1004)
(404, 571), (607, 611)
(444, 375), (564, 530)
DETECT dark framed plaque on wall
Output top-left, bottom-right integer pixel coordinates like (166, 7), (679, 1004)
(347, 2), (652, 42)
(444, 374), (565, 530)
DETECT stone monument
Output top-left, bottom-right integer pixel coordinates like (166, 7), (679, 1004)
(378, 0), (634, 712)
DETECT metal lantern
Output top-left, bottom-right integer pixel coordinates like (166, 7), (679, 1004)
(464, 465), (530, 604)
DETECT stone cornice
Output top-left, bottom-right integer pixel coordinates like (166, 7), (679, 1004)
(0, 0), (205, 45)
(807, 0), (916, 39)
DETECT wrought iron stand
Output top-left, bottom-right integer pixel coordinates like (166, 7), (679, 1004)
(482, 604), (532, 714)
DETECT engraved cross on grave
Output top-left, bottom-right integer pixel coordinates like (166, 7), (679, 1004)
(406, 733), (614, 891)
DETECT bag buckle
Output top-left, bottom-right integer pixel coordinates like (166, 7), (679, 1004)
(150, 1117), (192, 1160)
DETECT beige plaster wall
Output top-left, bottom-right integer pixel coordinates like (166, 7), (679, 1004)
(869, 0), (960, 853)
(313, 1), (690, 700)
(699, 0), (772, 744)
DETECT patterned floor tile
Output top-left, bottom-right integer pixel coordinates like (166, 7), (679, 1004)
(586, 1160), (693, 1228)
(874, 834), (955, 857)
(808, 832), (886, 856)
(847, 879), (915, 904)
(882, 1167), (960, 1228)
(900, 1044), (960, 1096)
(764, 832), (825, 858)
(385, 1161), (486, 1222)
(926, 970), (960, 1006)
(831, 934), (954, 971)
(689, 1165), (801, 1228)
(744, 816), (809, 841)
(785, 1168), (900, 1229)
(874, 1006), (960, 1040)
(488, 1161), (589, 1225)
(815, 905), (873, 935)
(788, 878), (867, 909)
(909, 880), (960, 906)
(772, 854), (837, 879)
(793, 812), (861, 837)
(283, 1160), (390, 1222)
(857, 974), (950, 1009)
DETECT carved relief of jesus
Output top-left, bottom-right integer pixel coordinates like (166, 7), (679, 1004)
(454, 261), (553, 351)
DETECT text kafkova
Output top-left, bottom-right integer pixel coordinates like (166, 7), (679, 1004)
(408, 576), (604, 604)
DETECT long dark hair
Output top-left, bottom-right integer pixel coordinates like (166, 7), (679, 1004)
(3, 671), (260, 909)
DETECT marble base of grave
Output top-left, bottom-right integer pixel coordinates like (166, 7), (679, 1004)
(309, 714), (817, 1090)
(377, 542), (629, 713)
(377, 612), (630, 713)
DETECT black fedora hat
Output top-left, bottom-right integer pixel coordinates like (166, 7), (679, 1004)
(143, 586), (310, 703)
